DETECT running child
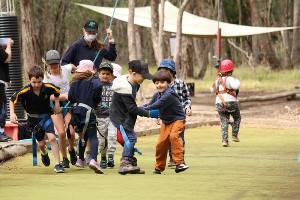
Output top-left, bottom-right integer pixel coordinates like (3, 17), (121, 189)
(95, 62), (118, 168)
(43, 50), (77, 168)
(68, 60), (103, 173)
(9, 66), (64, 173)
(110, 60), (159, 175)
(157, 59), (192, 167)
(213, 59), (241, 147)
(144, 70), (188, 174)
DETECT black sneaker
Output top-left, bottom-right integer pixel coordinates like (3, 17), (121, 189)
(175, 163), (189, 173)
(153, 168), (161, 174)
(100, 158), (107, 169)
(54, 164), (65, 173)
(69, 149), (77, 165)
(107, 154), (115, 168)
(0, 134), (11, 142)
(61, 157), (70, 168)
(41, 152), (50, 166)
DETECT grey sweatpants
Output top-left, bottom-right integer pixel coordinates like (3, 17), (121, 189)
(96, 117), (117, 158)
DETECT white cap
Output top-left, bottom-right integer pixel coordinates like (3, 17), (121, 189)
(112, 63), (122, 77)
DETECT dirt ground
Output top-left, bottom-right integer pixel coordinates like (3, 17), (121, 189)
(135, 91), (300, 132)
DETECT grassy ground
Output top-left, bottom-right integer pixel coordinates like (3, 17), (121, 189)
(0, 126), (300, 200)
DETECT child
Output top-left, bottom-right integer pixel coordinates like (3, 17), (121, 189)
(9, 66), (64, 173)
(213, 59), (241, 147)
(68, 60), (103, 174)
(43, 50), (77, 168)
(110, 60), (159, 175)
(95, 62), (117, 168)
(157, 59), (192, 167)
(144, 70), (188, 174)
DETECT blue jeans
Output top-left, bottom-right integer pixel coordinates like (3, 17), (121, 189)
(0, 83), (7, 129)
(111, 121), (136, 158)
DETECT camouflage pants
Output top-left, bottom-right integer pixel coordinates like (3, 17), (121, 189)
(216, 102), (241, 142)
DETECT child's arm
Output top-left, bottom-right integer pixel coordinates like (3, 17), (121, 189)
(181, 81), (192, 116)
(144, 92), (173, 110)
(9, 100), (17, 123)
(121, 95), (150, 117)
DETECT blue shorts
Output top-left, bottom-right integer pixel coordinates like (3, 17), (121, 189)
(28, 116), (55, 142)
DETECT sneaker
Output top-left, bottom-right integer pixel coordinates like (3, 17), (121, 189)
(41, 152), (50, 166)
(68, 149), (77, 165)
(118, 158), (140, 175)
(222, 140), (229, 147)
(54, 164), (65, 173)
(107, 154), (115, 168)
(89, 159), (104, 174)
(0, 133), (11, 142)
(167, 159), (176, 168)
(153, 168), (161, 174)
(61, 157), (70, 168)
(232, 135), (240, 142)
(100, 158), (107, 169)
(175, 163), (189, 173)
(75, 158), (86, 168)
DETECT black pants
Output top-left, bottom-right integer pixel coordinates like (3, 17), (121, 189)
(0, 83), (7, 128)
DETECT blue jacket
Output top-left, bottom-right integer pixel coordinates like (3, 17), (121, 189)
(68, 76), (102, 126)
(144, 87), (185, 124)
(61, 37), (117, 70)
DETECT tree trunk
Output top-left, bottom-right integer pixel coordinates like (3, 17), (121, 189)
(150, 0), (160, 65)
(175, 0), (190, 79)
(181, 36), (193, 77)
(248, 0), (280, 69)
(128, 0), (137, 61)
(20, 0), (39, 77)
(247, 0), (261, 65)
(194, 39), (211, 79)
(291, 0), (300, 67)
(135, 27), (143, 59)
(158, 0), (165, 62)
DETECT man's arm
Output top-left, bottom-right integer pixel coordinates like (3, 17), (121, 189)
(9, 100), (17, 123)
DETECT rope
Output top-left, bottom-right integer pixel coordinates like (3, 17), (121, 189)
(93, 0), (119, 64)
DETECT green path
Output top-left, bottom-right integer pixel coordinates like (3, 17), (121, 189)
(0, 126), (300, 200)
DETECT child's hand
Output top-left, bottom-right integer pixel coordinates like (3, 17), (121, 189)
(10, 112), (18, 124)
(185, 107), (192, 116)
(156, 118), (161, 125)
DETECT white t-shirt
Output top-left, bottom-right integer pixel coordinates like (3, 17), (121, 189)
(215, 76), (240, 104)
(43, 64), (72, 95)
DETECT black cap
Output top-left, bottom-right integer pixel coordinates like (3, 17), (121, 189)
(84, 19), (98, 32)
(128, 60), (152, 80)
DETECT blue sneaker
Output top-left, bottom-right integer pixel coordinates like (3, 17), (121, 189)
(54, 164), (65, 173)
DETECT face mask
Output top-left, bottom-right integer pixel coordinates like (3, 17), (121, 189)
(84, 33), (97, 42)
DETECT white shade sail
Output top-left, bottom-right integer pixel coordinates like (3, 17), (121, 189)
(76, 1), (297, 38)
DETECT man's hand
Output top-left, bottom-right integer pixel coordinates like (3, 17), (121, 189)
(7, 38), (14, 47)
(106, 28), (114, 43)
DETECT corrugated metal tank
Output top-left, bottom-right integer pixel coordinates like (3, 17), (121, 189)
(0, 16), (25, 119)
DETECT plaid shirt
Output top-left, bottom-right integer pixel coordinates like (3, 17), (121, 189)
(171, 78), (192, 109)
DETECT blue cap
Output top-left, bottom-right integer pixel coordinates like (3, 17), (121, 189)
(158, 59), (176, 74)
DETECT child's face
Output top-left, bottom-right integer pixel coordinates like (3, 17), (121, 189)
(30, 77), (43, 90)
(154, 80), (169, 93)
(99, 69), (113, 83)
(131, 72), (145, 85)
(49, 64), (60, 74)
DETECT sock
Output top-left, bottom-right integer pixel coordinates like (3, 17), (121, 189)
(0, 127), (4, 134)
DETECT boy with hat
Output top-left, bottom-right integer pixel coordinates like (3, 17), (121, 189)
(61, 19), (117, 71)
(110, 60), (159, 175)
(95, 62), (118, 168)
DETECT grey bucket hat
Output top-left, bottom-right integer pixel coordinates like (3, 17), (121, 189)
(45, 50), (60, 64)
